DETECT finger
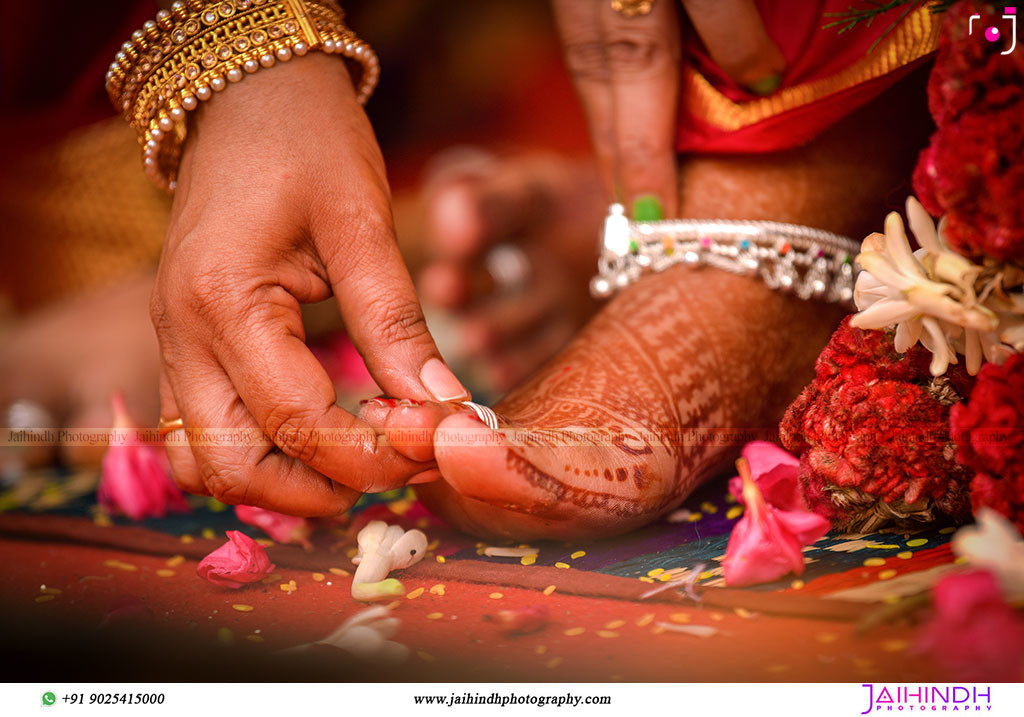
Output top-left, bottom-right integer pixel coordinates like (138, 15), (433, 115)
(158, 366), (206, 496)
(680, 0), (785, 93)
(358, 398), (464, 463)
(164, 350), (363, 515)
(553, 0), (618, 199)
(322, 206), (470, 403)
(211, 284), (437, 493)
(599, 0), (681, 214)
(554, 0), (681, 213)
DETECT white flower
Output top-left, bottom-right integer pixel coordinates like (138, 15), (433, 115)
(851, 197), (1023, 376)
(284, 606), (409, 664)
(952, 508), (1024, 600)
(351, 521), (427, 601)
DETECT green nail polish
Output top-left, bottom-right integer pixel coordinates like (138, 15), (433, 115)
(632, 194), (663, 222)
(747, 74), (782, 96)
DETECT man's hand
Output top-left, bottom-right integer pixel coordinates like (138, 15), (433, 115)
(152, 54), (467, 516)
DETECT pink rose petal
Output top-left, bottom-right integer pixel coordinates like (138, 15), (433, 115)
(235, 505), (312, 548)
(723, 455), (830, 587)
(727, 441), (807, 512)
(98, 392), (190, 521)
(197, 530), (276, 589)
(916, 570), (1024, 681)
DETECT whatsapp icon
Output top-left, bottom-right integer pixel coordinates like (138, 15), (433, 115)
(42, 692), (56, 706)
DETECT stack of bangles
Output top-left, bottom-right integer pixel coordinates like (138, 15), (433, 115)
(105, 0), (379, 191)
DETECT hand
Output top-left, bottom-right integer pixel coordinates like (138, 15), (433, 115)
(415, 151), (605, 390)
(151, 54), (468, 516)
(552, 0), (785, 214)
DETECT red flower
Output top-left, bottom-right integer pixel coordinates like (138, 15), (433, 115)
(970, 472), (1024, 535)
(196, 530), (276, 588)
(951, 352), (1024, 477)
(951, 352), (1024, 533)
(913, 1), (1024, 262)
(98, 393), (190, 521)
(914, 109), (1024, 262)
(235, 505), (312, 548)
(916, 570), (1024, 681)
(722, 457), (830, 587)
(781, 319), (973, 531)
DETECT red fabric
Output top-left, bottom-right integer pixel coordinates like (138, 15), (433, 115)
(677, 0), (935, 154)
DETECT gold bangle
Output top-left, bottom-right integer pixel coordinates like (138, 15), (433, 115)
(105, 0), (379, 191)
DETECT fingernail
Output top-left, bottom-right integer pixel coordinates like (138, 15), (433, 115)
(420, 358), (470, 402)
(632, 194), (663, 222)
(745, 73), (781, 96)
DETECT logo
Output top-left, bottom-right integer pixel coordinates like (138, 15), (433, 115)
(41, 692), (56, 707)
(969, 6), (1018, 54)
(861, 684), (993, 713)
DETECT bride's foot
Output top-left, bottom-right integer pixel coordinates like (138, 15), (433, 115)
(364, 265), (841, 540)
(367, 71), (931, 540)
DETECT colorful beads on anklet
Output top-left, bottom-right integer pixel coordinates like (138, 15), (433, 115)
(590, 204), (861, 306)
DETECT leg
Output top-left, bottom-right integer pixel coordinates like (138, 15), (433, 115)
(416, 266), (841, 540)
(374, 70), (933, 539)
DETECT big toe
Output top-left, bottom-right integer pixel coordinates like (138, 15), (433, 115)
(435, 413), (561, 515)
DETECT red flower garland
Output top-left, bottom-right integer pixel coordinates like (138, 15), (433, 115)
(780, 318), (974, 531)
(913, 1), (1024, 262)
(951, 353), (1024, 533)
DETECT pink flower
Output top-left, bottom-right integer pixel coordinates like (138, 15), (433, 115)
(723, 456), (830, 587)
(197, 530), (276, 588)
(235, 505), (312, 548)
(727, 441), (807, 512)
(916, 570), (1024, 681)
(98, 392), (190, 521)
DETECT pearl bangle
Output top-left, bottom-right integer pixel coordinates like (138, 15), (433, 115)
(591, 204), (862, 306)
(106, 0), (380, 191)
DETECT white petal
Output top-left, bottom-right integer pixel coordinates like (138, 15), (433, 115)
(894, 318), (923, 353)
(853, 271), (888, 310)
(931, 252), (981, 295)
(850, 299), (919, 330)
(964, 329), (983, 376)
(856, 252), (916, 291)
(905, 286), (998, 332)
(906, 196), (943, 255)
(936, 216), (953, 251)
(884, 211), (928, 279)
(921, 317), (954, 376)
(1000, 320), (1024, 351)
(952, 508), (1024, 599)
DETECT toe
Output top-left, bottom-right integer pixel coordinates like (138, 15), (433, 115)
(434, 413), (562, 515)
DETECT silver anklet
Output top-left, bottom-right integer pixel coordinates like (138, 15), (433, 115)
(589, 204), (861, 306)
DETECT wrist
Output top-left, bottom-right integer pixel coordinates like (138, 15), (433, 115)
(107, 0), (379, 191)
